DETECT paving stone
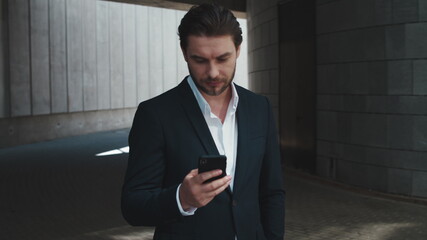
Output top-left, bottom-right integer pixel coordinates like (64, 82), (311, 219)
(2, 129), (427, 239)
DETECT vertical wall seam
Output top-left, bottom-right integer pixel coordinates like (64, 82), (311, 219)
(47, 0), (52, 114)
(94, 0), (99, 110)
(121, 3), (125, 109)
(161, 9), (164, 92)
(134, 5), (138, 106)
(81, 0), (85, 111)
(108, 2), (112, 109)
(147, 8), (151, 98)
(65, 0), (69, 113)
(28, 0), (33, 116)
(4, 0), (11, 117)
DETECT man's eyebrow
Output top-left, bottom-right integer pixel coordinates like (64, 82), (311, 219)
(189, 52), (233, 60)
(217, 52), (232, 59)
(189, 55), (206, 60)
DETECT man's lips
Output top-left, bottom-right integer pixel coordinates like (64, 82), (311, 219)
(206, 81), (221, 87)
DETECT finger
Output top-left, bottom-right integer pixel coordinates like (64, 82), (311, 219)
(197, 169), (223, 183)
(185, 169), (199, 179)
(203, 175), (232, 193)
(207, 176), (232, 197)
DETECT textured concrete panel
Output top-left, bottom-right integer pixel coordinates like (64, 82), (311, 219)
(413, 116), (427, 151)
(317, 64), (336, 94)
(342, 142), (367, 164)
(406, 23), (427, 58)
(348, 62), (387, 94)
(148, 7), (164, 97)
(251, 6), (276, 27)
(96, 1), (111, 110)
(385, 24), (406, 59)
(388, 168), (412, 195)
(50, 0), (67, 113)
(318, 27), (385, 63)
(269, 70), (279, 94)
(269, 19), (278, 45)
(374, 0), (393, 25)
(336, 159), (388, 192)
(317, 0), (388, 33)
(387, 60), (413, 95)
(316, 155), (334, 178)
(30, 0), (50, 115)
(350, 113), (388, 147)
(109, 2), (124, 109)
(9, 0), (31, 116)
(82, 0), (97, 111)
(421, 0), (427, 21)
(336, 142), (427, 170)
(136, 6), (150, 103)
(162, 9), (178, 92)
(123, 4), (137, 108)
(392, 0), (418, 23)
(413, 60), (427, 95)
(385, 96), (427, 115)
(343, 95), (366, 113)
(413, 171), (427, 197)
(0, 0), (7, 118)
(336, 112), (352, 143)
(67, 0), (84, 112)
(387, 115), (414, 150)
(317, 111), (337, 141)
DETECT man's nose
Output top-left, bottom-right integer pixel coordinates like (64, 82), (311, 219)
(207, 63), (219, 79)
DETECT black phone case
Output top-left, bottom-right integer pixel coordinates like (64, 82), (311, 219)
(198, 155), (227, 183)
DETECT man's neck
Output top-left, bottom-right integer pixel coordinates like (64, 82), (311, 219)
(201, 87), (232, 123)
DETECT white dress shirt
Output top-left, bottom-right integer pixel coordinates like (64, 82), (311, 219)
(176, 76), (239, 215)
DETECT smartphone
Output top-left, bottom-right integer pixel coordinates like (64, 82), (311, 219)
(198, 155), (227, 183)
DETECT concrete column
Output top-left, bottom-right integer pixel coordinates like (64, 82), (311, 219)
(246, 0), (280, 121)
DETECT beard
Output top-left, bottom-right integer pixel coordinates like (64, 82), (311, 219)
(188, 64), (236, 96)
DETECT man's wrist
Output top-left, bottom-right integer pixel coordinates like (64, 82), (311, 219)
(176, 184), (197, 216)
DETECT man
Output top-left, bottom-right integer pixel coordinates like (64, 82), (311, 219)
(121, 3), (284, 240)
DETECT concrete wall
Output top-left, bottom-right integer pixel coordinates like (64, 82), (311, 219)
(316, 0), (427, 197)
(0, 0), (8, 118)
(246, 0), (280, 121)
(0, 0), (248, 148)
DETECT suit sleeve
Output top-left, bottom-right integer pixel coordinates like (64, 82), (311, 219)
(259, 98), (285, 240)
(121, 102), (182, 226)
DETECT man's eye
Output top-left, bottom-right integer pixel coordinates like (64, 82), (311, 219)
(218, 58), (228, 62)
(194, 59), (206, 63)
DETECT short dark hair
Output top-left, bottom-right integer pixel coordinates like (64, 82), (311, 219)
(178, 3), (242, 50)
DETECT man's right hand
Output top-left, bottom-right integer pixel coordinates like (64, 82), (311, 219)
(179, 169), (232, 211)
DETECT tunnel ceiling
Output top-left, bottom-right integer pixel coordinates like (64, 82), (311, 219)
(106, 0), (246, 12)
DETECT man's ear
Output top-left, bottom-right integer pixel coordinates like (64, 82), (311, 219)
(181, 46), (188, 62)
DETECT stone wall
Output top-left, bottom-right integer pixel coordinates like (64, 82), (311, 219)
(246, 0), (280, 121)
(316, 0), (427, 197)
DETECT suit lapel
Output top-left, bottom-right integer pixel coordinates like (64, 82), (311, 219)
(233, 87), (249, 196)
(178, 79), (219, 156)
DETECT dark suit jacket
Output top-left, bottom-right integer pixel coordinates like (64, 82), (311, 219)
(121, 79), (285, 240)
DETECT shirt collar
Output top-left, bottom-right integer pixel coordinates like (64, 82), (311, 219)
(187, 76), (239, 116)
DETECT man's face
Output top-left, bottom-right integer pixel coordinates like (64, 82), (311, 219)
(182, 35), (240, 97)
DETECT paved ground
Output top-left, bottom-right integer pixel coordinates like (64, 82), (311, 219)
(1, 129), (427, 240)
